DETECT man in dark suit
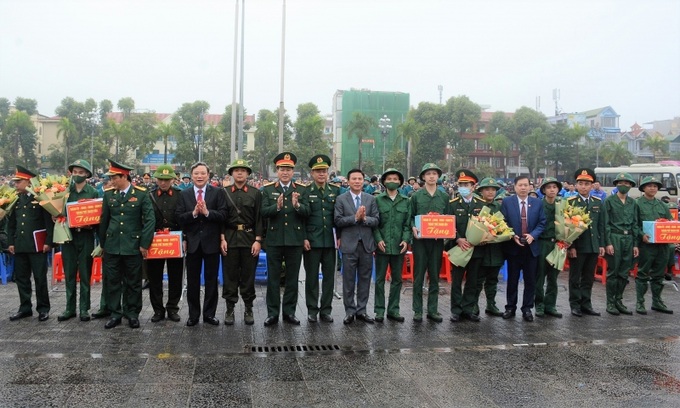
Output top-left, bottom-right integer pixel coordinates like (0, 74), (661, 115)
(176, 162), (228, 327)
(500, 175), (546, 322)
(334, 168), (380, 324)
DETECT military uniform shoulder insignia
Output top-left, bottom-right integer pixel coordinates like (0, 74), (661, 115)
(294, 181), (306, 187)
(104, 187), (115, 192)
(591, 196), (601, 201)
(329, 182), (340, 188)
(264, 181), (276, 187)
(134, 185), (147, 191)
(567, 196), (577, 201)
(450, 197), (460, 202)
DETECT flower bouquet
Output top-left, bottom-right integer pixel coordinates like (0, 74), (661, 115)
(26, 174), (72, 244)
(0, 185), (19, 221)
(545, 200), (592, 270)
(447, 206), (514, 267)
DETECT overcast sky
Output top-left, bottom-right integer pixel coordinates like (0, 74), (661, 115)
(1, 0), (678, 129)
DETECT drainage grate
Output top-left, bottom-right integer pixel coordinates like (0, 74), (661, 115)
(248, 344), (342, 353)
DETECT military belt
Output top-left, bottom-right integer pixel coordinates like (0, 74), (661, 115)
(611, 228), (631, 235)
(232, 224), (252, 232)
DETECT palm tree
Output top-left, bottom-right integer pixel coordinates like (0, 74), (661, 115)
(601, 141), (634, 166)
(397, 117), (421, 178)
(57, 117), (76, 171)
(345, 112), (376, 170)
(642, 134), (669, 162)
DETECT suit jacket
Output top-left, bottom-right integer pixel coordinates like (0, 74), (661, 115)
(500, 195), (546, 257)
(99, 185), (155, 255)
(260, 181), (310, 247)
(334, 191), (379, 253)
(176, 184), (228, 255)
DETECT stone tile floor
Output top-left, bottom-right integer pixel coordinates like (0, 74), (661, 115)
(0, 271), (679, 407)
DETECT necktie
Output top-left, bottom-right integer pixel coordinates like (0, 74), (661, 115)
(197, 189), (203, 202)
(521, 200), (528, 235)
(120, 191), (125, 199)
(355, 195), (361, 209)
(282, 186), (288, 193)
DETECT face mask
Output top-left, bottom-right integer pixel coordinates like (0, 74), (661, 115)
(384, 182), (400, 191)
(458, 187), (471, 197)
(72, 175), (87, 184)
(617, 185), (631, 194)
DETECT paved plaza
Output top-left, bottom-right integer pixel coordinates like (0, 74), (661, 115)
(1, 269), (680, 407)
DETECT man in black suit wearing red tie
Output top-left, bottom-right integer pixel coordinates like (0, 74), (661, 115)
(176, 162), (228, 326)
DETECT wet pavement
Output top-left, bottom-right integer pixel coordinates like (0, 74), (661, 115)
(1, 270), (680, 407)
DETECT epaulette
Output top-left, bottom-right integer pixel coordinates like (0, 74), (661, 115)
(264, 181), (276, 187)
(567, 196), (577, 201)
(134, 185), (147, 192)
(294, 181), (306, 187)
(104, 187), (115, 192)
(329, 182), (340, 188)
(591, 196), (601, 201)
(450, 197), (460, 203)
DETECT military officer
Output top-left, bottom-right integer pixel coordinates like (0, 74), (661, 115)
(373, 168), (412, 322)
(636, 176), (673, 314)
(59, 159), (99, 322)
(602, 172), (639, 316)
(410, 163), (451, 323)
(302, 154), (339, 323)
(261, 152), (310, 326)
(7, 165), (54, 322)
(449, 169), (485, 322)
(567, 168), (606, 317)
(221, 159), (263, 326)
(535, 177), (564, 318)
(473, 177), (504, 317)
(147, 164), (184, 323)
(99, 159), (155, 329)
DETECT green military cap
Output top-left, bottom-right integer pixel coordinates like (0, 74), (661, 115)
(639, 176), (662, 191)
(68, 159), (93, 178)
(228, 158), (252, 175)
(273, 152), (297, 168)
(495, 188), (507, 200)
(12, 164), (37, 181)
(574, 167), (596, 183)
(613, 172), (636, 187)
(105, 159), (134, 176)
(539, 177), (562, 194)
(419, 163), (442, 180)
(455, 168), (478, 184)
(380, 168), (404, 186)
(182, 173), (190, 180)
(153, 164), (177, 180)
(476, 177), (501, 193)
(308, 154), (331, 170)
(407, 176), (417, 182)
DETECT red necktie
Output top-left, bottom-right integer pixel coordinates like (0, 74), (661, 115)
(521, 200), (528, 235)
(197, 189), (204, 203)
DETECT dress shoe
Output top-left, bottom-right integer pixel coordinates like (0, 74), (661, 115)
(167, 313), (181, 322)
(522, 311), (534, 322)
(264, 316), (279, 326)
(283, 315), (300, 325)
(151, 313), (165, 323)
(485, 307), (504, 317)
(426, 313), (443, 323)
(582, 308), (601, 316)
(386, 314), (405, 322)
(343, 314), (354, 325)
(9, 311), (33, 321)
(502, 310), (516, 319)
(356, 313), (375, 323)
(544, 310), (563, 318)
(203, 317), (219, 326)
(104, 318), (121, 329)
(38, 312), (49, 322)
(307, 314), (318, 323)
(571, 308), (583, 317)
(186, 318), (199, 327)
(57, 312), (76, 322)
(374, 315), (384, 323)
(320, 314), (334, 323)
(449, 313), (461, 322)
(128, 318), (140, 329)
(91, 310), (111, 319)
(413, 313), (423, 322)
(462, 312), (480, 322)
(80, 315), (91, 322)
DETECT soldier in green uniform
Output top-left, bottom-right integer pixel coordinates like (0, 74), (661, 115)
(261, 152), (310, 326)
(567, 168), (606, 317)
(603, 172), (639, 316)
(221, 159), (263, 326)
(99, 160), (155, 329)
(58, 159), (99, 322)
(449, 169), (485, 322)
(636, 176), (673, 314)
(473, 177), (504, 317)
(410, 163), (450, 323)
(302, 154), (338, 323)
(535, 177), (564, 318)
(147, 164), (184, 323)
(7, 165), (54, 322)
(373, 168), (412, 323)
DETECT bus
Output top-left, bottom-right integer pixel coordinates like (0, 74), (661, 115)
(595, 164), (680, 201)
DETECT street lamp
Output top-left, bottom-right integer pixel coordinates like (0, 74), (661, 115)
(591, 126), (605, 167)
(379, 115), (392, 173)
